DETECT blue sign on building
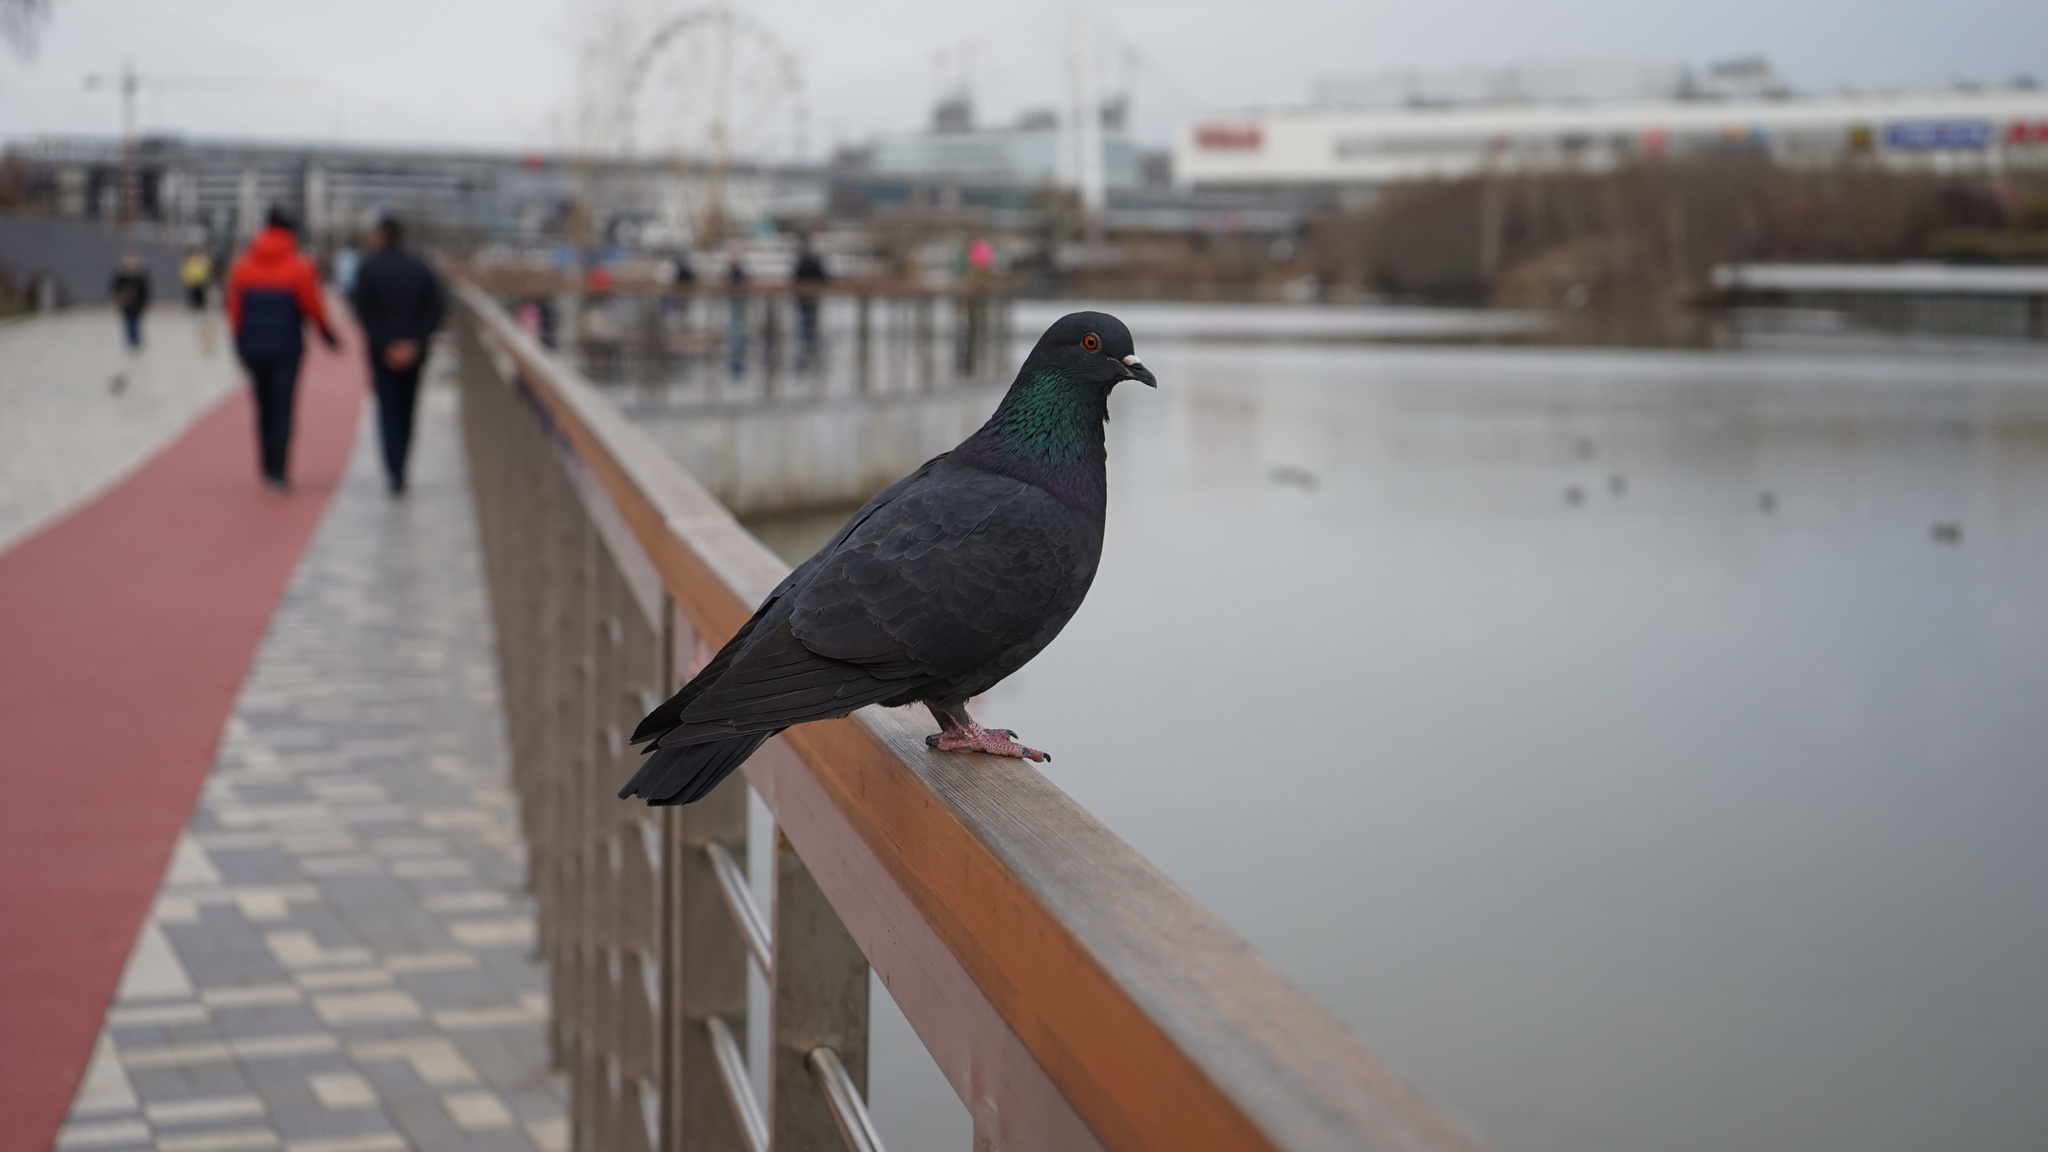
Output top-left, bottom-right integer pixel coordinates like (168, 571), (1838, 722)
(1883, 120), (1993, 150)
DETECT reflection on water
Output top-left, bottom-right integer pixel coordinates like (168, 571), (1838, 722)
(733, 332), (2048, 1152)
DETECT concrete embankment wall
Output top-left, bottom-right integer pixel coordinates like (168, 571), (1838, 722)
(625, 383), (1005, 516)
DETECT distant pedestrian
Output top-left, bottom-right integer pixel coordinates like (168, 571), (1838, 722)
(792, 235), (826, 371)
(669, 248), (696, 326)
(110, 250), (150, 349)
(725, 246), (749, 377)
(349, 217), (444, 494)
(226, 208), (339, 491)
(966, 236), (995, 276)
(180, 245), (211, 310)
(332, 242), (362, 295)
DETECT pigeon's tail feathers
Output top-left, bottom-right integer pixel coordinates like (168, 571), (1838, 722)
(631, 631), (753, 744)
(618, 732), (775, 806)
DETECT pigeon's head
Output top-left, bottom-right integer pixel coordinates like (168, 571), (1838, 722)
(1025, 311), (1156, 390)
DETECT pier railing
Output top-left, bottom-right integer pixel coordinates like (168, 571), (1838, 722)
(458, 267), (1017, 394)
(453, 279), (1491, 1152)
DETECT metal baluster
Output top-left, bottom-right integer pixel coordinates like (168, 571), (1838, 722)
(705, 1014), (768, 1152)
(808, 1047), (885, 1152)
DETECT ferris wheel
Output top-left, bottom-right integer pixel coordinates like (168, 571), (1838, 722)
(618, 5), (807, 170)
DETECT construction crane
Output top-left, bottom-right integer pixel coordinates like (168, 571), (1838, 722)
(84, 64), (312, 151)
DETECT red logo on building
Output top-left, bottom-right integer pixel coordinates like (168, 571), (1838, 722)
(2006, 120), (2048, 146)
(1195, 123), (1263, 151)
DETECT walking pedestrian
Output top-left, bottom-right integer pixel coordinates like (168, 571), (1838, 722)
(348, 216), (444, 495)
(725, 246), (750, 377)
(180, 245), (211, 310)
(669, 248), (696, 328)
(110, 250), (150, 349)
(332, 241), (362, 295)
(792, 235), (826, 371)
(226, 208), (338, 491)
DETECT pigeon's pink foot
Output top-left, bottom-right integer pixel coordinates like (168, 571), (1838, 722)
(924, 705), (1050, 762)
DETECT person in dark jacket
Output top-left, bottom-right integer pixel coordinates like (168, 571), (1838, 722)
(226, 208), (338, 491)
(792, 236), (826, 371)
(110, 250), (151, 349)
(724, 246), (749, 377)
(348, 217), (445, 494)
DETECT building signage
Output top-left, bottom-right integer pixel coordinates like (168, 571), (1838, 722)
(1883, 120), (1992, 150)
(1194, 123), (1263, 151)
(2007, 120), (2048, 145)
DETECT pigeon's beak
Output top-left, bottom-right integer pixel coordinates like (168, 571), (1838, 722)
(1121, 353), (1157, 387)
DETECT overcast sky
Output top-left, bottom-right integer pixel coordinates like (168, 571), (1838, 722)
(0, 0), (2042, 155)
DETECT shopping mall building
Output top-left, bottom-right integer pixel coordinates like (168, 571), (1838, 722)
(1174, 63), (2048, 191)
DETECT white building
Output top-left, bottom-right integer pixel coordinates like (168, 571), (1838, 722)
(1175, 85), (2048, 190)
(871, 125), (1146, 191)
(868, 98), (1147, 192)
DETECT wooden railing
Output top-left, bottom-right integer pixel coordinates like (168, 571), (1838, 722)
(452, 280), (1493, 1152)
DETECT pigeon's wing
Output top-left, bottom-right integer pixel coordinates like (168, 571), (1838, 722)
(630, 456), (951, 745)
(785, 471), (1083, 681)
(662, 469), (1084, 740)
(662, 618), (917, 739)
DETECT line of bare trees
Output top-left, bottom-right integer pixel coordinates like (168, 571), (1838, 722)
(1303, 156), (2048, 312)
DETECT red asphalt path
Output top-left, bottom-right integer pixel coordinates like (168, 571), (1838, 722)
(0, 334), (365, 1152)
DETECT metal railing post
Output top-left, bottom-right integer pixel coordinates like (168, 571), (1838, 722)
(855, 294), (872, 395)
(591, 550), (666, 1152)
(769, 830), (871, 1152)
(915, 295), (934, 391)
(666, 607), (753, 1152)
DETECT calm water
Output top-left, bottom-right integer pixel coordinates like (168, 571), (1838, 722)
(721, 320), (2048, 1152)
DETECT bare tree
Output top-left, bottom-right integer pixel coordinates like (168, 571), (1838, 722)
(0, 0), (55, 58)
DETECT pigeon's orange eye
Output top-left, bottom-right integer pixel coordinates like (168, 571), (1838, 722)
(1082, 333), (1101, 350)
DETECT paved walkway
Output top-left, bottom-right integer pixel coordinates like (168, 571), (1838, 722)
(42, 372), (566, 1152)
(0, 318), (365, 1150)
(0, 307), (237, 552)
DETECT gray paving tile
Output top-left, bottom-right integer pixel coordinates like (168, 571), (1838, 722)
(381, 1096), (467, 1149)
(265, 1102), (404, 1144)
(209, 1006), (328, 1040)
(355, 1060), (435, 1105)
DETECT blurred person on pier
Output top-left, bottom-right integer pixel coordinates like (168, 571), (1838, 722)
(349, 216), (445, 495)
(793, 234), (826, 371)
(180, 245), (211, 310)
(725, 245), (749, 377)
(226, 208), (338, 491)
(109, 250), (150, 350)
(332, 240), (362, 295)
(668, 247), (696, 330)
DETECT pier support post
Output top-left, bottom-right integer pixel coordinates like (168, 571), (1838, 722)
(665, 609), (752, 1152)
(856, 295), (872, 395)
(769, 830), (870, 1152)
(916, 296), (935, 391)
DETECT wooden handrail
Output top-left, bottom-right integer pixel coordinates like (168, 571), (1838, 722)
(455, 279), (1490, 1152)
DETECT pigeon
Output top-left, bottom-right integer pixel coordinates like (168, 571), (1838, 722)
(619, 311), (1156, 806)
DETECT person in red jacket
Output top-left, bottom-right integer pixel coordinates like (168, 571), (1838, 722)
(226, 208), (338, 490)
